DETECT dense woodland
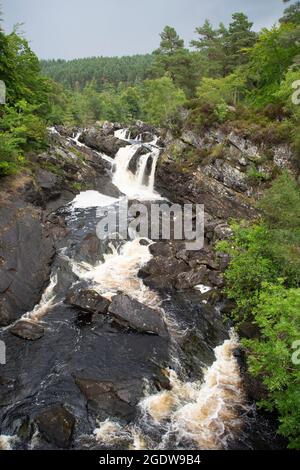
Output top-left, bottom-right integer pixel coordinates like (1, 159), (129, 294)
(1, 0), (300, 449)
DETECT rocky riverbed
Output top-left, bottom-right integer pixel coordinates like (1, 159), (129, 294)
(0, 121), (288, 450)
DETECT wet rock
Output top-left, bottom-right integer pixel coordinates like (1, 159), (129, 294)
(74, 233), (103, 265)
(35, 405), (75, 449)
(208, 271), (224, 288)
(80, 128), (129, 157)
(139, 257), (189, 278)
(108, 294), (167, 337)
(149, 241), (173, 258)
(36, 169), (61, 194)
(74, 377), (140, 421)
(188, 254), (219, 270)
(129, 121), (156, 139)
(139, 239), (150, 246)
(143, 274), (177, 290)
(101, 121), (118, 136)
(175, 266), (208, 290)
(127, 146), (150, 174)
(0, 203), (55, 326)
(9, 321), (45, 341)
(66, 289), (111, 315)
(156, 162), (255, 221)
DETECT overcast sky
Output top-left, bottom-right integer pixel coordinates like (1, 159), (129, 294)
(1, 0), (287, 60)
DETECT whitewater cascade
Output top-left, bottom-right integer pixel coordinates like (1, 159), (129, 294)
(112, 130), (161, 200)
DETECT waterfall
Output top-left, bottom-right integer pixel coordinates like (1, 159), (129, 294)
(22, 274), (58, 323)
(136, 153), (151, 186)
(71, 238), (160, 308)
(113, 142), (161, 200)
(115, 128), (130, 141)
(138, 332), (247, 450)
(72, 131), (84, 147)
(0, 435), (17, 450)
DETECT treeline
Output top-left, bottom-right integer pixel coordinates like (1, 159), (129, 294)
(40, 54), (155, 91)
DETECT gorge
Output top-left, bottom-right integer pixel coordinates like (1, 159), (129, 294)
(0, 121), (287, 450)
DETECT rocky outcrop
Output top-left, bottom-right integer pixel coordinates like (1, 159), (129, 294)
(108, 294), (168, 337)
(74, 377), (141, 422)
(0, 202), (54, 326)
(66, 289), (110, 315)
(35, 405), (75, 449)
(80, 127), (129, 156)
(9, 320), (45, 340)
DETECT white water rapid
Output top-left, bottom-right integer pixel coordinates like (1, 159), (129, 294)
(112, 145), (161, 200)
(92, 333), (248, 450)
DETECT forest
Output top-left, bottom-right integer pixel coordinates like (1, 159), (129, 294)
(0, 0), (300, 449)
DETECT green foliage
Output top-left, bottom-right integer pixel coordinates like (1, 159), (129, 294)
(246, 24), (300, 107)
(190, 19), (227, 77)
(152, 26), (197, 97)
(140, 76), (186, 126)
(246, 164), (269, 185)
(41, 55), (154, 91)
(0, 23), (49, 176)
(219, 173), (300, 447)
(224, 12), (257, 73)
(243, 283), (300, 448)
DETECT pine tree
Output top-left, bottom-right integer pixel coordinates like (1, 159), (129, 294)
(190, 20), (227, 77)
(224, 13), (257, 73)
(153, 26), (197, 97)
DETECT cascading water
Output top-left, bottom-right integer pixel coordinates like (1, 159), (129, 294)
(112, 145), (161, 200)
(1, 127), (248, 451)
(91, 333), (248, 451)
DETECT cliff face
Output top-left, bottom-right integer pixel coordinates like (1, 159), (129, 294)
(156, 124), (293, 221)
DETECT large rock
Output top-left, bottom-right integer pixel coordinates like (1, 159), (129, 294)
(80, 128), (129, 157)
(35, 405), (75, 449)
(74, 377), (141, 421)
(175, 266), (208, 290)
(108, 294), (167, 337)
(66, 289), (110, 315)
(0, 203), (54, 326)
(9, 321), (44, 341)
(202, 160), (249, 193)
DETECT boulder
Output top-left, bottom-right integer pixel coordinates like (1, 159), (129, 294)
(139, 257), (189, 278)
(65, 289), (110, 315)
(208, 271), (224, 288)
(74, 377), (141, 421)
(127, 146), (150, 174)
(80, 128), (129, 157)
(176, 266), (208, 290)
(214, 223), (233, 241)
(108, 294), (167, 336)
(35, 405), (75, 449)
(9, 321), (44, 341)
